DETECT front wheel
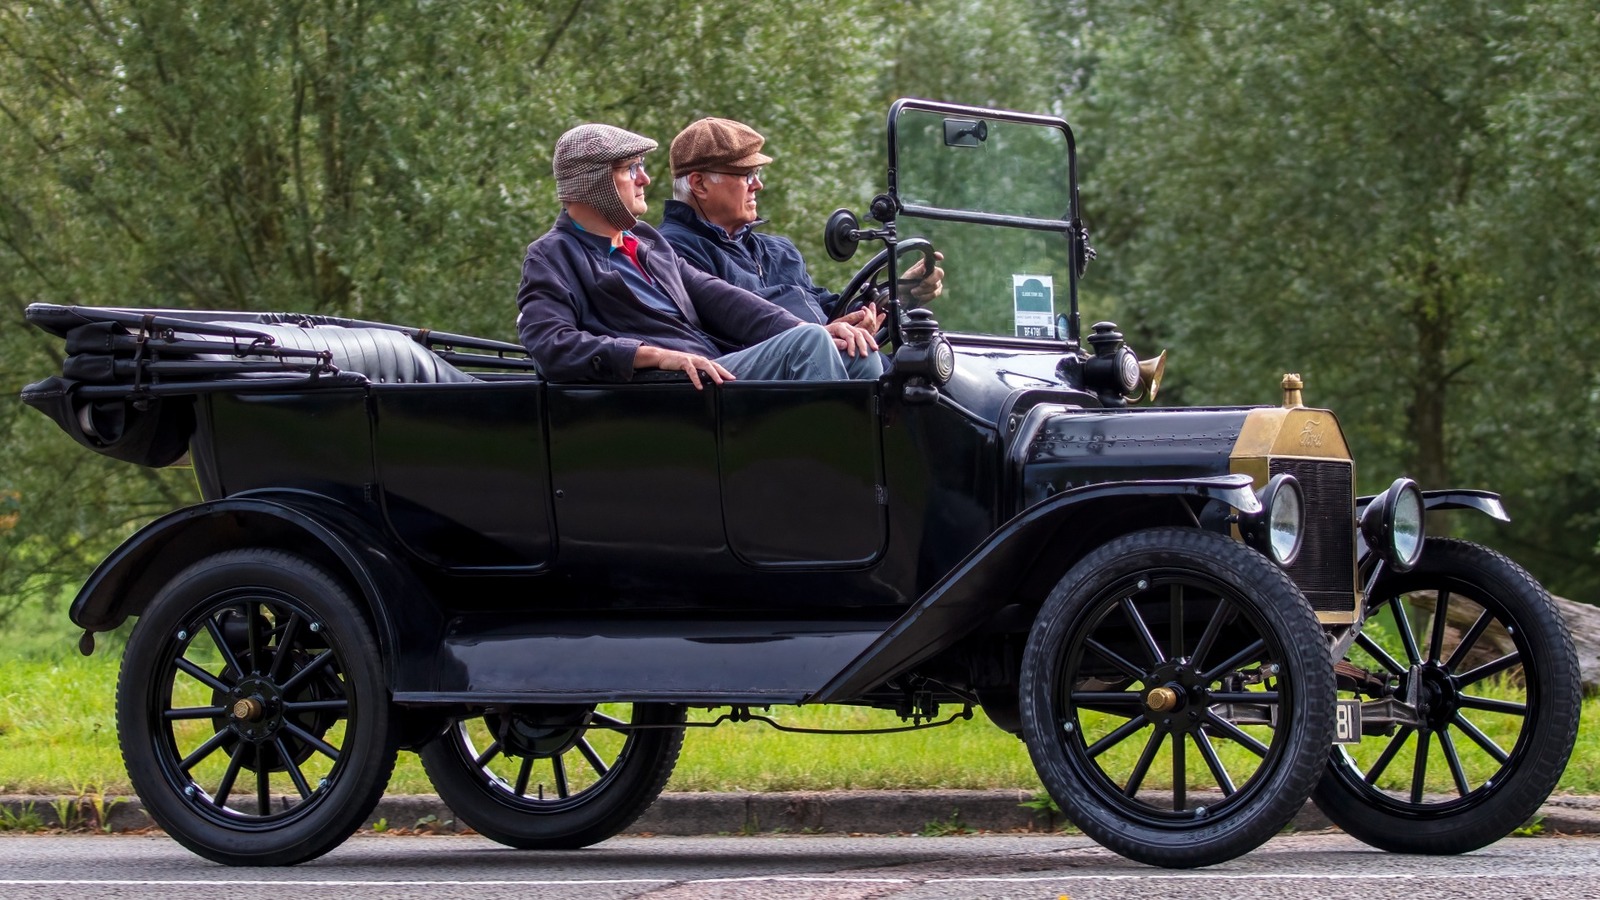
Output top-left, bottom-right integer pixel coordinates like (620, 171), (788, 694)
(116, 549), (397, 866)
(1313, 539), (1580, 854)
(1020, 528), (1334, 868)
(419, 703), (685, 848)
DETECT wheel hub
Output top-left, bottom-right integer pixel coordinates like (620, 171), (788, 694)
(227, 677), (285, 742)
(1141, 660), (1208, 732)
(1144, 686), (1180, 712)
(493, 707), (591, 758)
(1415, 663), (1460, 732)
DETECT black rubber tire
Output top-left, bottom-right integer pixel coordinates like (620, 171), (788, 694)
(116, 549), (397, 866)
(419, 703), (685, 849)
(1020, 527), (1334, 868)
(1313, 539), (1580, 854)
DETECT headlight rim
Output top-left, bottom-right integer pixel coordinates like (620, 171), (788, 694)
(932, 337), (956, 384)
(1116, 347), (1140, 395)
(1242, 473), (1305, 567)
(1361, 477), (1427, 574)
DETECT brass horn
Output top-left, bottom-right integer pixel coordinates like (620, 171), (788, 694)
(1133, 349), (1167, 403)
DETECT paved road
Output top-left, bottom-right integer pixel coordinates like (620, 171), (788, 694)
(2, 832), (1598, 899)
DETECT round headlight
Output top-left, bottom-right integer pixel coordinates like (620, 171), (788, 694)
(1266, 477), (1304, 565)
(1243, 474), (1304, 566)
(1117, 347), (1140, 394)
(1390, 482), (1424, 570)
(933, 337), (955, 384)
(1361, 477), (1427, 573)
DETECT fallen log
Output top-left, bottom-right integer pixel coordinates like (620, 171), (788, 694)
(1381, 592), (1599, 696)
(1554, 594), (1600, 696)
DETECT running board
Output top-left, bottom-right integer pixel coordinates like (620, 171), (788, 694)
(394, 616), (890, 705)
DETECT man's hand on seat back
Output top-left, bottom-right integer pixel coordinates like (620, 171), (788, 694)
(635, 345), (735, 390)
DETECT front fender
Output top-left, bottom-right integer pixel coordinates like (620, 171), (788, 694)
(808, 474), (1260, 703)
(1355, 488), (1509, 521)
(1354, 488), (1509, 562)
(70, 494), (443, 691)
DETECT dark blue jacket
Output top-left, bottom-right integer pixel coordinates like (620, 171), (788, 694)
(515, 211), (802, 382)
(658, 200), (842, 325)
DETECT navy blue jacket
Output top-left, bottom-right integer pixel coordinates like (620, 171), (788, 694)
(657, 200), (842, 325)
(515, 211), (802, 382)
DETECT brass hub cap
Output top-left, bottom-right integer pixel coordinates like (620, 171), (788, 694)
(1144, 686), (1180, 713)
(221, 677), (286, 741)
(231, 698), (265, 722)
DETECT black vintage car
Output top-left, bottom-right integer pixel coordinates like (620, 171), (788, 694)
(20, 100), (1579, 869)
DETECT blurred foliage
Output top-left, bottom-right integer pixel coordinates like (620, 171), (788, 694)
(1, 0), (1597, 631)
(1076, 0), (1600, 599)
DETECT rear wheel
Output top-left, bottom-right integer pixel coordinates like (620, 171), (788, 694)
(1020, 528), (1333, 868)
(419, 703), (685, 848)
(116, 549), (396, 866)
(1313, 539), (1579, 854)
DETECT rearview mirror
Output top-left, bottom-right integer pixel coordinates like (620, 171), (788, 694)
(824, 208), (861, 262)
(943, 118), (988, 148)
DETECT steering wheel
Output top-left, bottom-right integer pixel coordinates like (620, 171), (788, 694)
(833, 237), (938, 346)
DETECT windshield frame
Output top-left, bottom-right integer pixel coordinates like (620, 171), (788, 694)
(884, 99), (1085, 347)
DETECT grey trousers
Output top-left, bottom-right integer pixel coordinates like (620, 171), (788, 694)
(715, 323), (883, 381)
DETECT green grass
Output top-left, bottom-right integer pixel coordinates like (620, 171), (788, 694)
(0, 650), (1039, 794)
(0, 653), (131, 794)
(669, 706), (1039, 792)
(4, 646), (1600, 797)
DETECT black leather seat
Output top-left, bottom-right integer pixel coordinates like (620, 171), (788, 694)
(233, 323), (478, 384)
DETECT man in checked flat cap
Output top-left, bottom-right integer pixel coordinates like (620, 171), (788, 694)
(515, 123), (881, 388)
(658, 117), (943, 332)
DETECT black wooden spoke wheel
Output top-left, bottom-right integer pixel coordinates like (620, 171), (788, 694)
(419, 703), (685, 849)
(1020, 528), (1333, 868)
(116, 549), (397, 866)
(1313, 539), (1580, 854)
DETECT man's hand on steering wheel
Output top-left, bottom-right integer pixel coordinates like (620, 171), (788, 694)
(831, 237), (942, 348)
(903, 251), (946, 303)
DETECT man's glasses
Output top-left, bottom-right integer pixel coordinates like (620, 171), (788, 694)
(616, 159), (647, 180)
(709, 168), (762, 186)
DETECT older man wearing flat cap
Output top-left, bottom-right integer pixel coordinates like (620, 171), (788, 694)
(515, 123), (881, 388)
(659, 117), (943, 331)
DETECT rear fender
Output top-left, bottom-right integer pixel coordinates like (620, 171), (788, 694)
(808, 474), (1261, 703)
(70, 494), (443, 689)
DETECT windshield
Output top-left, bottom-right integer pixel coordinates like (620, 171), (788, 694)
(894, 108), (1074, 223)
(887, 103), (1081, 340)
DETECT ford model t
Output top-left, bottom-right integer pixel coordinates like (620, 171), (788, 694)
(21, 100), (1579, 868)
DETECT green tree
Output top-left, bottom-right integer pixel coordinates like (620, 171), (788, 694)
(0, 0), (893, 627)
(1079, 0), (1600, 597)
(1459, 1), (1600, 594)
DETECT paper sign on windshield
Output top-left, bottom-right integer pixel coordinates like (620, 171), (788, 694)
(1013, 275), (1055, 339)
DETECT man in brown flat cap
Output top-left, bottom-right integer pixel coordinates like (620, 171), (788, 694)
(515, 123), (881, 387)
(659, 117), (943, 331)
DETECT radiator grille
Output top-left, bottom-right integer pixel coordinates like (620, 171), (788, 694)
(1270, 458), (1356, 614)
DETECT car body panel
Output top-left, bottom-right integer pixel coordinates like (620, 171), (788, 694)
(66, 495), (445, 689)
(374, 383), (556, 570)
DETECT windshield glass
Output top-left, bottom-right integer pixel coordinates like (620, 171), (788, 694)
(894, 108), (1074, 222)
(887, 106), (1079, 339)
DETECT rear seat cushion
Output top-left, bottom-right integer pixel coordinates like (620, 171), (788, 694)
(223, 323), (478, 384)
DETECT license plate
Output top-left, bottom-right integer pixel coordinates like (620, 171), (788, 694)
(1334, 699), (1361, 743)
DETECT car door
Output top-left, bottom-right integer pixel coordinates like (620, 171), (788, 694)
(545, 381), (725, 572)
(543, 379), (887, 578)
(372, 381), (556, 570)
(718, 380), (887, 567)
